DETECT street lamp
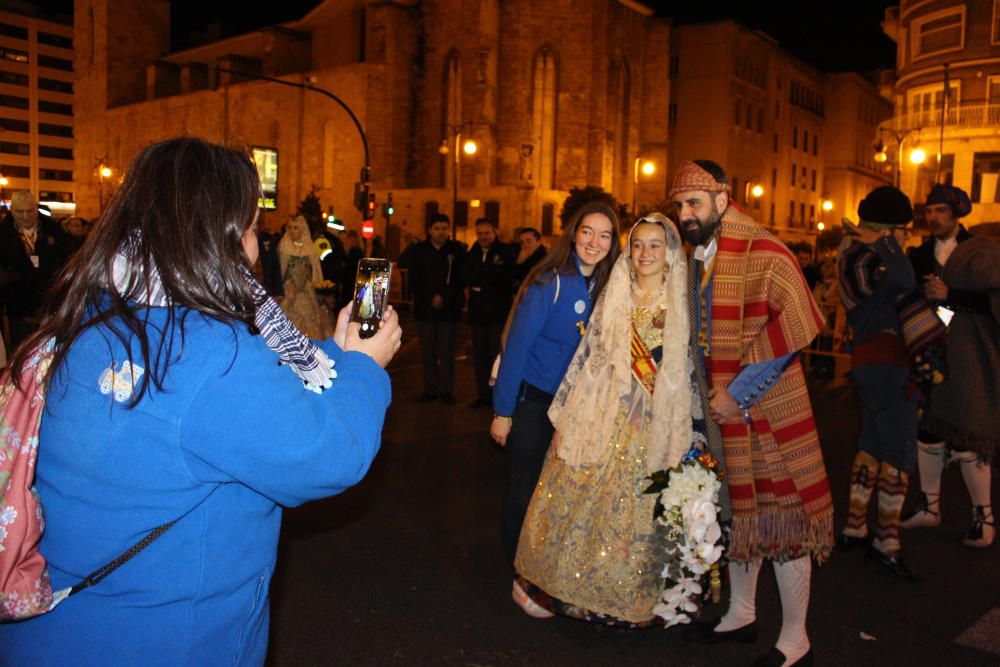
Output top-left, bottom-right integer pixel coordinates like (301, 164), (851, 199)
(873, 127), (924, 189)
(632, 157), (655, 216)
(97, 162), (113, 213)
(744, 181), (764, 208)
(439, 126), (478, 239)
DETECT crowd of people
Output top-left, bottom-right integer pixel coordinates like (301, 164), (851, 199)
(0, 136), (996, 667)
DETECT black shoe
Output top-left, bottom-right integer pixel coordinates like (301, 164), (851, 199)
(836, 533), (872, 552)
(416, 392), (438, 403)
(682, 618), (758, 644)
(439, 393), (456, 404)
(865, 546), (919, 579)
(752, 647), (813, 667)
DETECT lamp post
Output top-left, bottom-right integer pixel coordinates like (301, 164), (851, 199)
(439, 127), (477, 240)
(97, 163), (112, 213)
(632, 157), (655, 217)
(873, 127), (925, 190)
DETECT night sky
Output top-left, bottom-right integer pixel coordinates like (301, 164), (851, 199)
(31, 0), (899, 73)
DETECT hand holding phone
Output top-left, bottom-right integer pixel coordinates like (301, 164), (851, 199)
(350, 259), (392, 339)
(344, 305), (402, 368)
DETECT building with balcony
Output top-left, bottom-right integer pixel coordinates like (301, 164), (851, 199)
(75, 0), (670, 248)
(669, 21), (891, 242)
(0, 2), (75, 215)
(882, 0), (1000, 232)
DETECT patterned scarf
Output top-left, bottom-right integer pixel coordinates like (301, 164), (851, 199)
(111, 235), (335, 392)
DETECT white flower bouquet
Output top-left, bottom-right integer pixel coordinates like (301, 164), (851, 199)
(643, 448), (724, 628)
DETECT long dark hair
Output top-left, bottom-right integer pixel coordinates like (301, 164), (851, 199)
(10, 137), (262, 403)
(502, 201), (621, 346)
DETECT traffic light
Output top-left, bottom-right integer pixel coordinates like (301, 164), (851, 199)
(365, 192), (377, 221)
(354, 182), (368, 214)
(385, 192), (394, 217)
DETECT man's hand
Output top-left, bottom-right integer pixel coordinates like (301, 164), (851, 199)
(490, 416), (512, 446)
(923, 274), (949, 302)
(708, 387), (742, 424)
(431, 294), (445, 310)
(343, 305), (403, 368)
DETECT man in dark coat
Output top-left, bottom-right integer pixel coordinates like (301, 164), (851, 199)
(836, 186), (919, 579)
(0, 191), (71, 350)
(513, 227), (546, 289)
(397, 213), (466, 402)
(465, 217), (515, 407)
(902, 184), (996, 549)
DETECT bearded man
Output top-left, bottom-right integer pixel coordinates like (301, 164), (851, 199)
(902, 184), (997, 549)
(675, 160), (832, 667)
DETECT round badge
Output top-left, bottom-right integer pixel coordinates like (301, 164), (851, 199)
(574, 299), (586, 314)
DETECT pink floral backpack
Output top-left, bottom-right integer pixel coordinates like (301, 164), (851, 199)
(0, 341), (57, 620)
(0, 341), (181, 622)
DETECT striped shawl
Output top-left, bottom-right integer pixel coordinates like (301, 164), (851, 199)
(709, 207), (833, 563)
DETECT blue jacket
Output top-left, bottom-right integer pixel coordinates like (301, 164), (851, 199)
(0, 309), (390, 666)
(493, 263), (593, 417)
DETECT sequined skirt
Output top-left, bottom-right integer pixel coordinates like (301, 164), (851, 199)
(513, 416), (667, 625)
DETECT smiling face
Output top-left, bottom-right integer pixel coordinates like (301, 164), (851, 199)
(573, 212), (615, 270)
(672, 189), (726, 246)
(629, 221), (668, 279)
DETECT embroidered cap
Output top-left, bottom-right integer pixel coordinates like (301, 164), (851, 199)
(668, 160), (731, 197)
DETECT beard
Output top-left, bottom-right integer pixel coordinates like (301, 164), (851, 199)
(679, 206), (722, 247)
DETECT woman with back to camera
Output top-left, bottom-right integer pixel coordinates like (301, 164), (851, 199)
(489, 201), (621, 597)
(0, 137), (401, 666)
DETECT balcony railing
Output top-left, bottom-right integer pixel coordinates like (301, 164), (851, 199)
(888, 103), (1000, 133)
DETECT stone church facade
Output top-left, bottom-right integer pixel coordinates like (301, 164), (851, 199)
(74, 0), (670, 247)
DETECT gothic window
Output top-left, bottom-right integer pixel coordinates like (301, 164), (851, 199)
(532, 46), (558, 190)
(608, 56), (631, 194)
(441, 50), (461, 189)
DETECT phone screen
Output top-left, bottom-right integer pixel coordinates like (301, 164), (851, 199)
(351, 258), (392, 338)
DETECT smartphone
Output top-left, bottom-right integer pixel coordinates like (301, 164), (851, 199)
(350, 258), (392, 338)
(936, 305), (955, 327)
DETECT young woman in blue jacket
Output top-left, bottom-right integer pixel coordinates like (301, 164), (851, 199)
(0, 138), (402, 666)
(489, 201), (621, 579)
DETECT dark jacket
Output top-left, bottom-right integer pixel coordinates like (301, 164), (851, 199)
(514, 245), (547, 288)
(465, 240), (516, 326)
(908, 225), (991, 315)
(257, 231), (284, 297)
(398, 238), (466, 321)
(839, 236), (916, 345)
(0, 214), (70, 317)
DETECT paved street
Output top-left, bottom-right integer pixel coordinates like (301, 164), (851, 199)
(266, 316), (999, 666)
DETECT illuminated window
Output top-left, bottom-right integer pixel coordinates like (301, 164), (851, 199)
(0, 47), (28, 64)
(252, 146), (278, 210)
